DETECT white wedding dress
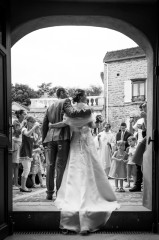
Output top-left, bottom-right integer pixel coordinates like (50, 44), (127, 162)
(54, 103), (120, 233)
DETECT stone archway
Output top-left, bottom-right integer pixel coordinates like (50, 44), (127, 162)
(12, 15), (152, 53)
(12, 15), (153, 210)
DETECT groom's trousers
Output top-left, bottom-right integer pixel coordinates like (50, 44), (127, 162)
(45, 140), (70, 197)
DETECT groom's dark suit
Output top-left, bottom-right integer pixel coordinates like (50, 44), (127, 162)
(42, 98), (91, 199)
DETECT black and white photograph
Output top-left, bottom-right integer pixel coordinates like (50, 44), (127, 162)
(0, 1), (159, 240)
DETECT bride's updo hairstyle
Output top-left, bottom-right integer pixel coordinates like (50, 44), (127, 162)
(72, 89), (85, 103)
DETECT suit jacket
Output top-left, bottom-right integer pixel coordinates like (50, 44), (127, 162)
(116, 130), (132, 149)
(42, 98), (91, 143)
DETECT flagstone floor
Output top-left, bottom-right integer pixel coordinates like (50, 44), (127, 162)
(13, 178), (146, 212)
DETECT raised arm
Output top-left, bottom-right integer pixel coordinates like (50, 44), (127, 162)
(22, 122), (39, 137)
(63, 99), (92, 118)
(49, 121), (67, 129)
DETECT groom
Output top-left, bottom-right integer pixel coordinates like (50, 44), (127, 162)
(41, 87), (91, 200)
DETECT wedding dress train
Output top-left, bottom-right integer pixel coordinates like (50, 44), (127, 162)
(54, 104), (119, 233)
(54, 125), (119, 233)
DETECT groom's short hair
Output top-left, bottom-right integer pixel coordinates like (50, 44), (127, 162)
(56, 87), (65, 98)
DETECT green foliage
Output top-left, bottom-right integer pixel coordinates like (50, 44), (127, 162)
(12, 82), (103, 106)
(48, 85), (102, 97)
(48, 86), (62, 97)
(37, 82), (52, 93)
(67, 87), (77, 97)
(11, 83), (40, 106)
(85, 85), (102, 96)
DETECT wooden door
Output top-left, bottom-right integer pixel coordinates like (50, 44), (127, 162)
(0, 1), (12, 239)
(152, 3), (159, 232)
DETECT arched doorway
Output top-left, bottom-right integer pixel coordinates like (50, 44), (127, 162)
(11, 15), (155, 231)
(0, 2), (158, 238)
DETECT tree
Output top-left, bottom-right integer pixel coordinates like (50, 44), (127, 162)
(48, 85), (102, 97)
(48, 86), (62, 97)
(48, 86), (76, 97)
(11, 83), (103, 106)
(67, 87), (77, 97)
(37, 82), (52, 93)
(12, 83), (40, 106)
(85, 85), (102, 96)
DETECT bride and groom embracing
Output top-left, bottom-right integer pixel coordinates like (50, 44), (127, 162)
(41, 87), (119, 235)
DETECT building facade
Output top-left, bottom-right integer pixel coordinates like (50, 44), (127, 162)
(103, 47), (147, 132)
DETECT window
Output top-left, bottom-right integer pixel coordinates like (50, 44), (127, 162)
(131, 79), (146, 102)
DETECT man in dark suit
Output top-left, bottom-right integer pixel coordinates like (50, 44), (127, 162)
(116, 122), (132, 150)
(129, 136), (146, 192)
(41, 87), (91, 200)
(129, 102), (147, 192)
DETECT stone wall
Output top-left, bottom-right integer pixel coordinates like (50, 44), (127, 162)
(104, 57), (147, 132)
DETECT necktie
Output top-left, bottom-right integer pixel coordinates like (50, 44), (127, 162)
(121, 131), (125, 140)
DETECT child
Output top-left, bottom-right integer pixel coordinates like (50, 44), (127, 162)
(133, 118), (145, 145)
(31, 146), (46, 188)
(12, 121), (21, 189)
(19, 116), (39, 192)
(109, 140), (128, 192)
(125, 136), (137, 188)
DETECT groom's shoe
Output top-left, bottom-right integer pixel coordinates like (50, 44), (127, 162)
(80, 230), (89, 236)
(46, 194), (53, 200)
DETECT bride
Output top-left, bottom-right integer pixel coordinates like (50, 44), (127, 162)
(49, 89), (120, 235)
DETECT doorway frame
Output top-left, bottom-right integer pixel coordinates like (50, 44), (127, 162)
(11, 16), (157, 232)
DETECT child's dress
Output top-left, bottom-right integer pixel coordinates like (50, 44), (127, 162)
(31, 152), (43, 175)
(109, 151), (127, 179)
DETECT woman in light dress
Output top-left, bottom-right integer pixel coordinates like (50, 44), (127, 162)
(95, 123), (115, 176)
(49, 89), (120, 235)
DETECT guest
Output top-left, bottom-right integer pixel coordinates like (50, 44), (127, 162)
(133, 118), (145, 145)
(12, 121), (21, 190)
(129, 137), (146, 192)
(12, 109), (27, 190)
(125, 136), (137, 188)
(31, 146), (46, 188)
(19, 116), (39, 192)
(129, 102), (147, 192)
(109, 140), (128, 192)
(116, 122), (132, 150)
(96, 123), (115, 176)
